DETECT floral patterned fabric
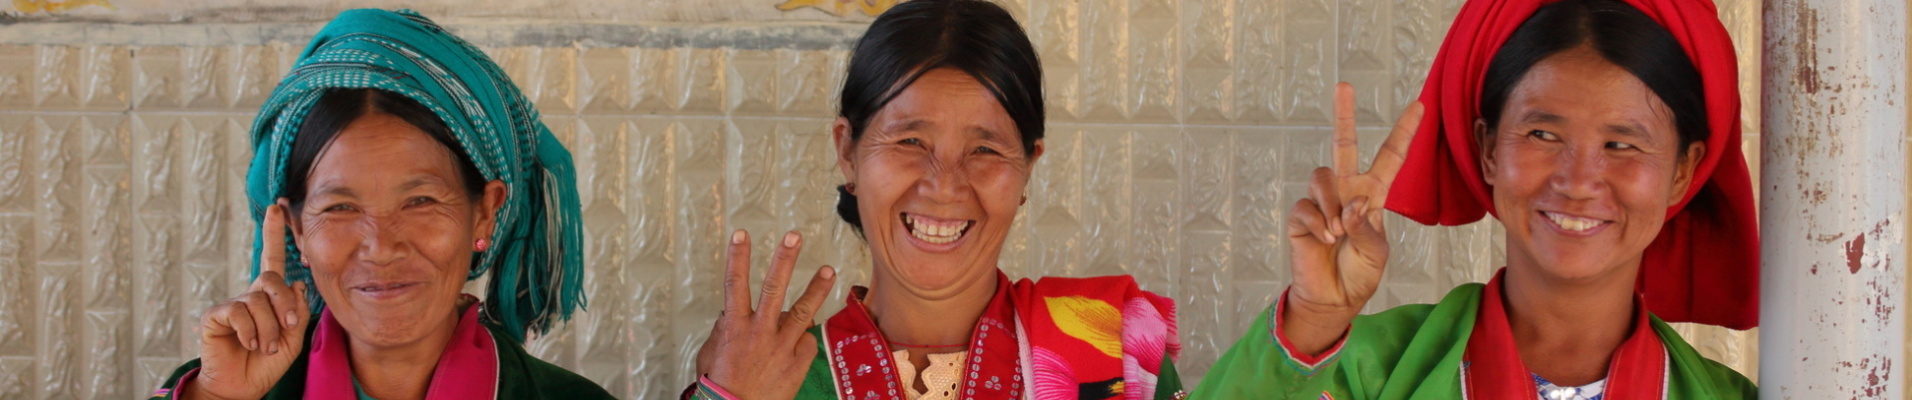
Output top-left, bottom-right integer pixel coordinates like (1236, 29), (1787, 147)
(686, 270), (1184, 400)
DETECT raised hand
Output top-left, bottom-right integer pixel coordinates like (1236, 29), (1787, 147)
(187, 199), (312, 400)
(1282, 82), (1423, 355)
(695, 230), (837, 399)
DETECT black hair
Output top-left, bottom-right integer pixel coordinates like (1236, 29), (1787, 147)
(833, 0), (1045, 235)
(1479, 0), (1708, 155)
(282, 88), (487, 212)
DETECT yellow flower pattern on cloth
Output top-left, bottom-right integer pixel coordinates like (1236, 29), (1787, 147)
(1044, 296), (1125, 359)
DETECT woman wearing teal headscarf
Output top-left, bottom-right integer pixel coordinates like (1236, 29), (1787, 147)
(147, 9), (612, 400)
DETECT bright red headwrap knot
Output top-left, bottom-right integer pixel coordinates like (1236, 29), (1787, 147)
(1387, 0), (1758, 329)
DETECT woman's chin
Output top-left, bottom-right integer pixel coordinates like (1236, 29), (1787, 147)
(896, 266), (969, 291)
(332, 300), (460, 348)
(884, 258), (996, 297)
(343, 312), (437, 346)
(1520, 253), (1628, 283)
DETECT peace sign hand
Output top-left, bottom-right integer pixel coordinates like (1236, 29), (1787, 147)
(185, 199), (312, 400)
(694, 230), (838, 400)
(1282, 82), (1423, 355)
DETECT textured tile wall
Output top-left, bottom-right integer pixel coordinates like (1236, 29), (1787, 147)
(0, 0), (1763, 398)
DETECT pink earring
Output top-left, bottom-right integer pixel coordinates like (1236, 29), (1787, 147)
(474, 238), (492, 252)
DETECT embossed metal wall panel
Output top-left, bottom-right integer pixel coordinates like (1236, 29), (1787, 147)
(0, 0), (1762, 398)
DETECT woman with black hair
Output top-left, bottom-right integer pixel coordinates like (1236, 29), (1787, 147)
(684, 1), (1185, 399)
(148, 9), (612, 400)
(1193, 0), (1757, 398)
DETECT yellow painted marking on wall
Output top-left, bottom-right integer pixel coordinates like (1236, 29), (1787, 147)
(12, 0), (116, 13)
(776, 0), (897, 17)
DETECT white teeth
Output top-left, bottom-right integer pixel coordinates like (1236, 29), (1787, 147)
(1545, 212), (1603, 232)
(906, 214), (971, 244)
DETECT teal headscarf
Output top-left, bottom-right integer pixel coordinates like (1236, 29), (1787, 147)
(244, 9), (585, 342)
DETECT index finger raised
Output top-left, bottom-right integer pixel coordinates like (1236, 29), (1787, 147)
(259, 200), (290, 276)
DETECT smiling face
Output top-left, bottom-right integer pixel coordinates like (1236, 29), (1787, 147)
(290, 111), (505, 349)
(1479, 46), (1703, 282)
(834, 67), (1042, 300)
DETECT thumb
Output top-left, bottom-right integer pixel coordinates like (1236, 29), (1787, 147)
(1343, 197), (1390, 258)
(281, 282), (313, 351)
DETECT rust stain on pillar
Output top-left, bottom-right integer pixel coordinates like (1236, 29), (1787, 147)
(1761, 0), (1906, 397)
(1847, 233), (1866, 273)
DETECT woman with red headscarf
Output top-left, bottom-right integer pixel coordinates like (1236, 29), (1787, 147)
(1191, 0), (1757, 398)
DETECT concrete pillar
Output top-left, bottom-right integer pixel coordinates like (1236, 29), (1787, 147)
(1760, 0), (1907, 398)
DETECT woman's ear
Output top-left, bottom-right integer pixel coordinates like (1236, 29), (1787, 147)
(281, 198), (306, 250)
(1028, 138), (1045, 167)
(1475, 119), (1501, 186)
(1669, 142), (1708, 206)
(833, 117), (857, 184)
(473, 180), (508, 239)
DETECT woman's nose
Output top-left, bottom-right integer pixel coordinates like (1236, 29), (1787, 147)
(355, 215), (412, 265)
(1548, 146), (1607, 199)
(917, 155), (974, 201)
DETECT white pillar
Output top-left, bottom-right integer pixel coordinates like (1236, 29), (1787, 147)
(1760, 0), (1907, 397)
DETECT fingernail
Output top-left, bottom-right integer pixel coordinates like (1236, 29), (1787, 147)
(783, 232), (800, 248)
(731, 230), (746, 244)
(269, 342), (279, 355)
(285, 312), (298, 327)
(249, 339), (258, 350)
(820, 266), (836, 279)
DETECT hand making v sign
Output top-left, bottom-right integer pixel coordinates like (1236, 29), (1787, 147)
(1282, 82), (1425, 356)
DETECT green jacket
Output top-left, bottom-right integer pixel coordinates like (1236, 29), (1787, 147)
(1192, 283), (1754, 399)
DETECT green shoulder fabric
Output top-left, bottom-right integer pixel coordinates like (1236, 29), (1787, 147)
(1191, 284), (1483, 400)
(1155, 355), (1185, 400)
(148, 359), (205, 400)
(1654, 317), (1758, 399)
(487, 322), (617, 399)
(796, 326), (839, 399)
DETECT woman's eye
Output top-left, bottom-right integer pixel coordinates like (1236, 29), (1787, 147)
(406, 196), (438, 207)
(322, 204), (357, 213)
(1527, 130), (1559, 141)
(898, 138), (924, 146)
(1606, 141), (1637, 150)
(974, 146), (1000, 155)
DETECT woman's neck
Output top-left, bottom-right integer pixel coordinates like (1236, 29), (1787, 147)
(348, 299), (468, 400)
(864, 273), (998, 349)
(1501, 257), (1640, 387)
(865, 272), (997, 394)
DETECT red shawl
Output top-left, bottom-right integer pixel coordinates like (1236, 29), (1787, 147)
(1389, 0), (1758, 329)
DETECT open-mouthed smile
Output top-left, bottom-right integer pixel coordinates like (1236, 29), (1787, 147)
(1540, 211), (1611, 235)
(901, 212), (974, 246)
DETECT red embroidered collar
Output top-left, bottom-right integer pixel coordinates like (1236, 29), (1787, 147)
(1464, 270), (1666, 399)
(822, 271), (1024, 399)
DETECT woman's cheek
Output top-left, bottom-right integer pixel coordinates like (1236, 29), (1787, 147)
(969, 161), (1028, 206)
(301, 218), (355, 264)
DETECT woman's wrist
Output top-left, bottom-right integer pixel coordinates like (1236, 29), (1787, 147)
(1281, 290), (1359, 356)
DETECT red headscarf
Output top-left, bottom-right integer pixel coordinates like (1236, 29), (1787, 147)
(1388, 0), (1758, 329)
